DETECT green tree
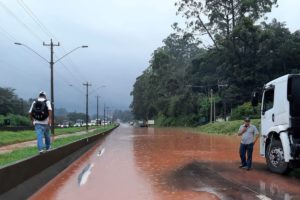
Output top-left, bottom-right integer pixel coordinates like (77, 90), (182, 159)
(112, 110), (133, 122)
(131, 7), (300, 126)
(67, 112), (86, 122)
(0, 87), (29, 116)
(174, 0), (277, 46)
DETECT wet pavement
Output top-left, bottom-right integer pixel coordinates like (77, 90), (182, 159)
(29, 124), (300, 200)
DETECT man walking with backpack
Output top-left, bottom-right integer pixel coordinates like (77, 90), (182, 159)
(29, 91), (53, 153)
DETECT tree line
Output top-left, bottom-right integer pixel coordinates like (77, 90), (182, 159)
(130, 0), (300, 126)
(0, 87), (131, 125)
(0, 87), (88, 126)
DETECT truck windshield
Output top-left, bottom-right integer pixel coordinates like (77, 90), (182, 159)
(288, 76), (300, 116)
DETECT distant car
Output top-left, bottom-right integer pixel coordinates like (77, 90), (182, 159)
(58, 123), (69, 128)
(73, 123), (82, 127)
(138, 121), (147, 127)
(90, 120), (97, 126)
(61, 120), (70, 128)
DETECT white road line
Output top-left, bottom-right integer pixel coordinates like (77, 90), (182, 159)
(97, 148), (105, 157)
(257, 194), (272, 200)
(78, 163), (94, 186)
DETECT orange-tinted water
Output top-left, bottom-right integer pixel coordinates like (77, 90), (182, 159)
(29, 124), (300, 200)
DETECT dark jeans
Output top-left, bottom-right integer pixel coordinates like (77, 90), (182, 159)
(239, 143), (254, 168)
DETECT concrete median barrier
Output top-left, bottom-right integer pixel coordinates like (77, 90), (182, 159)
(0, 125), (118, 199)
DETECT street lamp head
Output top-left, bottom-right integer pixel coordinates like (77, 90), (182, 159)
(14, 42), (22, 45)
(82, 45), (88, 48)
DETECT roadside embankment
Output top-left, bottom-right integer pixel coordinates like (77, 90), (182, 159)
(192, 119), (260, 135)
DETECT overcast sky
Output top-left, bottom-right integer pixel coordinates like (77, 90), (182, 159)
(0, 0), (300, 115)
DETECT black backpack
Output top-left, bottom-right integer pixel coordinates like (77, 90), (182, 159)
(32, 99), (49, 121)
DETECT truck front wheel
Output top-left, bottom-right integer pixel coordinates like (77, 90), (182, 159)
(266, 140), (291, 174)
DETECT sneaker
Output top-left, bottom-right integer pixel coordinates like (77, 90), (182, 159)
(239, 165), (247, 168)
(39, 150), (44, 154)
(45, 146), (52, 152)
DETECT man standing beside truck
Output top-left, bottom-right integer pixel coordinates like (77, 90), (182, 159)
(238, 117), (259, 170)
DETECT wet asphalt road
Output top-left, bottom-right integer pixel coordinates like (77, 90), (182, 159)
(30, 124), (300, 200)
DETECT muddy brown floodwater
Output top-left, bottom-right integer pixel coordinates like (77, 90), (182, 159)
(30, 124), (300, 200)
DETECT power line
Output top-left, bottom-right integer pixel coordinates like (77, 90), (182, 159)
(58, 55), (88, 82)
(17, 0), (57, 40)
(55, 59), (87, 84)
(0, 25), (18, 42)
(1, 1), (89, 104)
(44, 45), (87, 84)
(54, 70), (85, 95)
(0, 1), (43, 42)
(16, 1), (88, 83)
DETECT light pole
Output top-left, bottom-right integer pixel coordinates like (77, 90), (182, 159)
(186, 84), (221, 123)
(15, 40), (88, 135)
(105, 106), (110, 124)
(103, 103), (106, 126)
(90, 85), (106, 126)
(83, 82), (92, 132)
(103, 105), (110, 126)
(210, 89), (213, 123)
(96, 95), (100, 126)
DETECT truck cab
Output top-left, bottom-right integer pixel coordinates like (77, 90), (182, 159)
(254, 74), (300, 174)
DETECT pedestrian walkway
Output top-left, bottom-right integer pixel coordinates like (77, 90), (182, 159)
(0, 129), (96, 154)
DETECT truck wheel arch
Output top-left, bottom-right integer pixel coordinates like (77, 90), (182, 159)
(265, 132), (280, 153)
(266, 131), (292, 162)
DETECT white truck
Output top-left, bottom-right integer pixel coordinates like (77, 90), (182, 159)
(252, 74), (300, 174)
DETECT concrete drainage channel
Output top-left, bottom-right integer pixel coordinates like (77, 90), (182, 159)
(0, 125), (119, 199)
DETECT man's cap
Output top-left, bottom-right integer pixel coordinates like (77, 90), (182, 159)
(244, 117), (251, 122)
(39, 91), (47, 97)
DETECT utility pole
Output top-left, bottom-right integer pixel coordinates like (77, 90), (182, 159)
(83, 82), (92, 131)
(213, 98), (216, 123)
(210, 89), (213, 123)
(15, 40), (87, 136)
(103, 103), (106, 126)
(96, 96), (100, 126)
(43, 39), (60, 135)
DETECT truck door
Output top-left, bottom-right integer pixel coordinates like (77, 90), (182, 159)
(261, 87), (275, 153)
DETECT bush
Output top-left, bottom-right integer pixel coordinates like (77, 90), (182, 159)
(230, 102), (260, 121)
(155, 113), (199, 127)
(196, 119), (260, 135)
(0, 114), (31, 126)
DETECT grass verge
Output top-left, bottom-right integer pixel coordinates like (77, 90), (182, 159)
(0, 125), (116, 167)
(0, 127), (87, 147)
(192, 119), (260, 135)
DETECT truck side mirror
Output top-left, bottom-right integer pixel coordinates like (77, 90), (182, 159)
(251, 91), (259, 107)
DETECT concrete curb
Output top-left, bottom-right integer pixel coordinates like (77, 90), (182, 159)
(0, 125), (118, 199)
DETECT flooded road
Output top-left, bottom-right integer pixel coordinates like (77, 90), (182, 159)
(30, 124), (300, 200)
